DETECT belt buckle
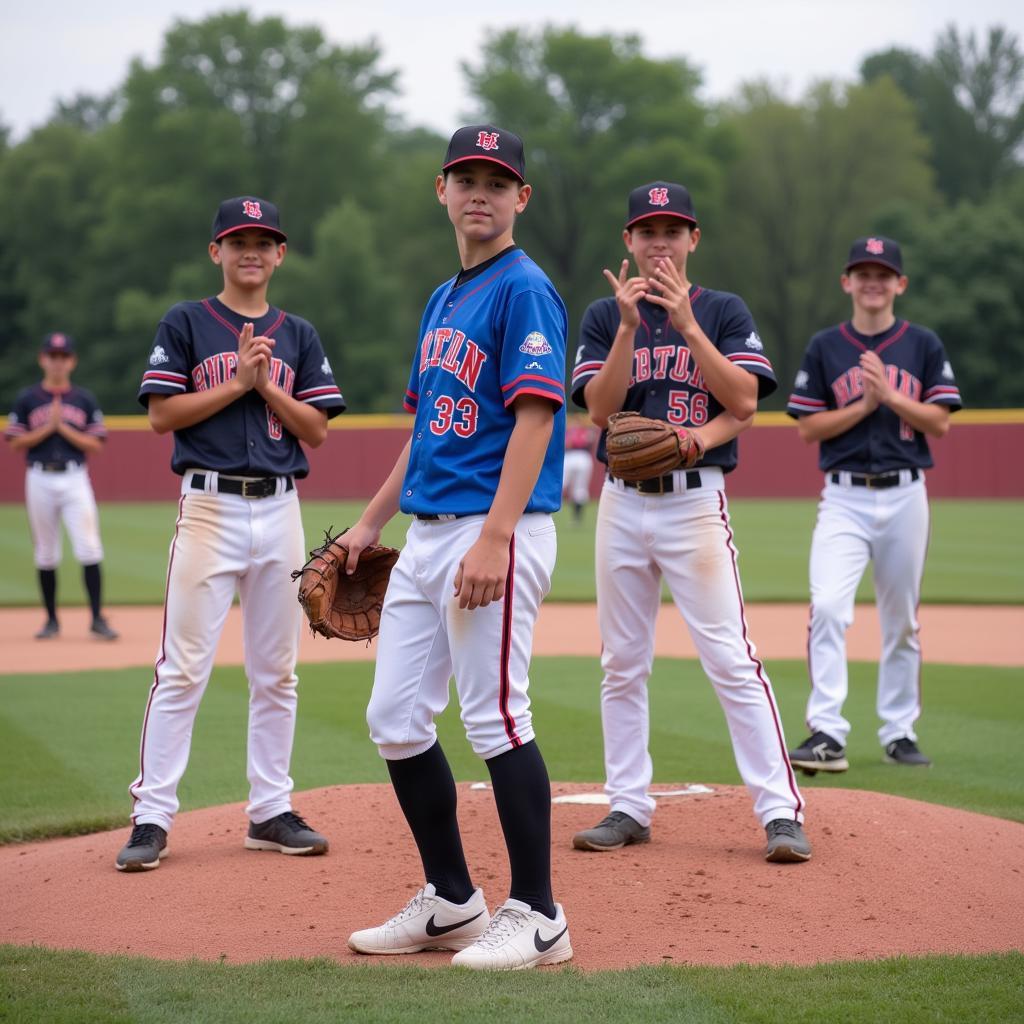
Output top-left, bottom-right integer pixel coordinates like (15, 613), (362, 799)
(242, 478), (272, 498)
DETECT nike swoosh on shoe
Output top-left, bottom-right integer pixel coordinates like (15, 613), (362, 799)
(424, 911), (484, 937)
(534, 925), (568, 952)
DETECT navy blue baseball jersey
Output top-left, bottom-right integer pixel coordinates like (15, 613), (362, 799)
(401, 248), (567, 515)
(5, 384), (106, 464)
(137, 297), (345, 477)
(571, 287), (777, 470)
(786, 319), (962, 472)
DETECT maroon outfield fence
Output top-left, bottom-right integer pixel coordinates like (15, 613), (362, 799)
(0, 412), (1020, 503)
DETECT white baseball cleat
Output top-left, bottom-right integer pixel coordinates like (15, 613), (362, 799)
(347, 883), (490, 955)
(451, 898), (573, 971)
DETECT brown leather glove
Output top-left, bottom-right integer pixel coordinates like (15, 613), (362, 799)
(291, 529), (399, 641)
(605, 412), (705, 482)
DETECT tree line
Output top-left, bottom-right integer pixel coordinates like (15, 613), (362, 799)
(1, 13), (1021, 413)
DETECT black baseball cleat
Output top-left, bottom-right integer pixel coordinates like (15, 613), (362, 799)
(884, 737), (931, 766)
(788, 731), (849, 775)
(245, 811), (329, 855)
(764, 818), (812, 863)
(34, 619), (60, 640)
(90, 617), (119, 641)
(116, 823), (168, 871)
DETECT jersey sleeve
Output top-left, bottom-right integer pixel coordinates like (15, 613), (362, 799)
(499, 289), (567, 409)
(920, 331), (963, 411)
(4, 389), (33, 442)
(786, 336), (829, 418)
(713, 294), (777, 399)
(293, 325), (346, 418)
(138, 313), (192, 406)
(570, 300), (614, 409)
(81, 389), (107, 440)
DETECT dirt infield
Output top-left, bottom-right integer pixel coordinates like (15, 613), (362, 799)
(2, 601), (1021, 970)
(2, 782), (1022, 968)
(2, 601), (1022, 674)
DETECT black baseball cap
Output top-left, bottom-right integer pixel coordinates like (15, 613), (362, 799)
(844, 236), (903, 274)
(41, 332), (75, 354)
(212, 196), (287, 243)
(626, 181), (697, 229)
(442, 124), (526, 183)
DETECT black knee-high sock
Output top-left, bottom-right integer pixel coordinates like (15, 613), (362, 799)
(486, 740), (555, 918)
(38, 569), (57, 622)
(386, 742), (474, 905)
(83, 563), (102, 620)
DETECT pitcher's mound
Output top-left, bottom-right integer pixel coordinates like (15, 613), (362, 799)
(2, 783), (1021, 969)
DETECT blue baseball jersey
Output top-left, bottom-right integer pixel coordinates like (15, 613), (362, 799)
(401, 248), (567, 515)
(786, 319), (962, 472)
(5, 383), (106, 463)
(137, 297), (345, 477)
(571, 287), (776, 471)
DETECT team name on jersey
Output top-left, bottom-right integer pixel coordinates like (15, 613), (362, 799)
(418, 329), (487, 392)
(832, 364), (922, 441)
(630, 345), (706, 391)
(27, 403), (88, 430)
(191, 353), (296, 396)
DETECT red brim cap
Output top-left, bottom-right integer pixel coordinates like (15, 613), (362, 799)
(214, 223), (287, 243)
(443, 125), (526, 182)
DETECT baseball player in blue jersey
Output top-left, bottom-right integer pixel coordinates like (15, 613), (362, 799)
(115, 196), (345, 872)
(5, 332), (118, 641)
(343, 125), (573, 970)
(570, 182), (809, 863)
(786, 236), (961, 774)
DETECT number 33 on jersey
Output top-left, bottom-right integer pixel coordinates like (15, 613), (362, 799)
(401, 249), (568, 517)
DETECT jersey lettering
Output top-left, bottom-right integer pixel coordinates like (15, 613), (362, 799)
(418, 330), (488, 393)
(264, 358), (297, 441)
(631, 345), (705, 390)
(666, 390), (709, 426)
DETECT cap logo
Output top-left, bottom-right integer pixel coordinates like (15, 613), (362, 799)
(50, 334), (67, 348)
(866, 237), (884, 255)
(648, 187), (670, 207)
(476, 131), (500, 151)
(242, 200), (263, 220)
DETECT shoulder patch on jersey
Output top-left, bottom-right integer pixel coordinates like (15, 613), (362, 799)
(794, 370), (810, 390)
(520, 332), (553, 356)
(744, 332), (764, 351)
(149, 345), (170, 366)
(321, 356), (334, 376)
(941, 360), (954, 380)
(525, 360), (543, 370)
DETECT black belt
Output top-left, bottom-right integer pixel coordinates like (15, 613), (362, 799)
(830, 469), (919, 490)
(610, 470), (702, 495)
(414, 513), (464, 521)
(189, 473), (293, 498)
(32, 461), (80, 473)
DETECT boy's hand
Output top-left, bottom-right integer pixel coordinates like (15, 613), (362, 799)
(859, 350), (891, 407)
(602, 259), (647, 331)
(48, 396), (63, 430)
(453, 532), (509, 610)
(236, 322), (273, 391)
(647, 258), (697, 335)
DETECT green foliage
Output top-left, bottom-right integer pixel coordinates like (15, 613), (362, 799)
(1, 945), (1022, 1024)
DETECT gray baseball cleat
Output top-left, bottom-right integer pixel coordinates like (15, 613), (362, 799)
(884, 738), (931, 766)
(245, 811), (329, 855)
(788, 731), (849, 775)
(764, 819), (812, 863)
(90, 617), (119, 641)
(116, 823), (168, 871)
(572, 810), (651, 851)
(34, 619), (59, 640)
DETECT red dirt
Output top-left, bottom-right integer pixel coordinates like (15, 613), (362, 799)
(1, 782), (1022, 968)
(2, 602), (1022, 675)
(1, 601), (1021, 969)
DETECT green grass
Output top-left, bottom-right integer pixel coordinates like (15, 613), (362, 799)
(0, 498), (1021, 605)
(1, 656), (1020, 844)
(1, 946), (1021, 1024)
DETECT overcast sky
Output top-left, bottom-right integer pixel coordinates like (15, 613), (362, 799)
(3, 1), (1021, 141)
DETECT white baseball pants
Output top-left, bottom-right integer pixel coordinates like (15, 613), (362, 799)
(595, 471), (804, 828)
(562, 450), (594, 506)
(367, 513), (556, 761)
(25, 464), (103, 567)
(129, 474), (305, 831)
(806, 474), (929, 747)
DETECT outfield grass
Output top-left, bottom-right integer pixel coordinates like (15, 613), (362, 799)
(1, 657), (1020, 844)
(0, 498), (1021, 605)
(2, 945), (1021, 1024)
